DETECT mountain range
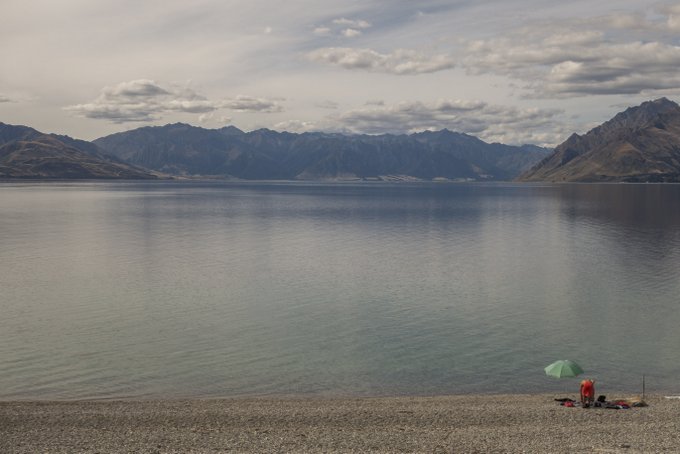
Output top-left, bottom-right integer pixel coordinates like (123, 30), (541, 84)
(0, 123), (157, 179)
(5, 97), (680, 182)
(518, 98), (680, 182)
(92, 125), (549, 181)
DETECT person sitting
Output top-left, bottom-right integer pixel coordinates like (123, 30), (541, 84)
(580, 379), (595, 407)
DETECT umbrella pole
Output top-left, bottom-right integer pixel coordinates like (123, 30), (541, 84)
(642, 374), (645, 401)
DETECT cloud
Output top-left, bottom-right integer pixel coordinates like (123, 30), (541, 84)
(273, 119), (320, 133)
(313, 16), (371, 38)
(601, 12), (653, 30)
(106, 79), (170, 98)
(464, 7), (680, 98)
(332, 18), (371, 29)
(198, 112), (232, 124)
(333, 99), (568, 146)
(64, 79), (214, 123)
(65, 79), (283, 123)
(542, 43), (680, 96)
(221, 95), (283, 113)
(0, 94), (12, 103)
(342, 28), (362, 38)
(307, 47), (455, 74)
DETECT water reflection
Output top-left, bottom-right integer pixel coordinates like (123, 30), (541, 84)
(0, 181), (679, 399)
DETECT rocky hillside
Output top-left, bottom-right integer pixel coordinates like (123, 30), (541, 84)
(0, 123), (157, 179)
(94, 124), (549, 181)
(518, 98), (680, 182)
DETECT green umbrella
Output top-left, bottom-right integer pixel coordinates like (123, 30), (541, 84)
(544, 360), (584, 378)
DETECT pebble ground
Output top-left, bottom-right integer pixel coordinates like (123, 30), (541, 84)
(1, 394), (679, 453)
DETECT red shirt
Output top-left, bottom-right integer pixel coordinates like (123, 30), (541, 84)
(580, 380), (594, 397)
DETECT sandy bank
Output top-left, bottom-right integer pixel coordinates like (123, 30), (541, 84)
(2, 394), (679, 453)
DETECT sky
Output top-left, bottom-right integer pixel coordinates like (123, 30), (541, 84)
(3, 0), (680, 146)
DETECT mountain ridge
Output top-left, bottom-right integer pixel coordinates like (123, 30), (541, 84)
(8, 96), (680, 183)
(0, 122), (158, 179)
(94, 124), (550, 181)
(517, 98), (680, 182)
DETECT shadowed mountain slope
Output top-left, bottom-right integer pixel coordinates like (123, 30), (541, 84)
(0, 123), (157, 179)
(94, 125), (549, 181)
(518, 98), (680, 182)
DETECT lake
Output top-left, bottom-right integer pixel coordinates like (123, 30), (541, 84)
(1, 181), (679, 399)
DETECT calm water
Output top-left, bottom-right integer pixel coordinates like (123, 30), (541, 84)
(1, 181), (679, 400)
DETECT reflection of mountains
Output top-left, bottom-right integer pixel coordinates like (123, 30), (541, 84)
(553, 184), (680, 281)
(555, 184), (680, 231)
(553, 183), (680, 382)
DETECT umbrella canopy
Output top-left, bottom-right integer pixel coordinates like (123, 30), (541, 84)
(544, 360), (584, 378)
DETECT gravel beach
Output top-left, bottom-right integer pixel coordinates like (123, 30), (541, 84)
(2, 394), (679, 453)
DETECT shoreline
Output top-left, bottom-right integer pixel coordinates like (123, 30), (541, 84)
(2, 393), (678, 453)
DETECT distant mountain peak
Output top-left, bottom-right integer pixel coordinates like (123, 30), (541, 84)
(603, 97), (680, 131)
(219, 125), (244, 136)
(163, 122), (196, 130)
(647, 96), (676, 108)
(249, 127), (280, 135)
(630, 97), (678, 114)
(518, 97), (680, 182)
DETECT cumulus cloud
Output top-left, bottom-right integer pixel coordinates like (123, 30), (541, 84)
(64, 79), (215, 123)
(464, 7), (680, 98)
(308, 47), (455, 74)
(64, 79), (283, 123)
(221, 95), (283, 113)
(332, 18), (371, 29)
(273, 119), (320, 133)
(313, 16), (371, 38)
(333, 99), (568, 146)
(543, 43), (680, 95)
(198, 112), (232, 124)
(342, 28), (362, 38)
